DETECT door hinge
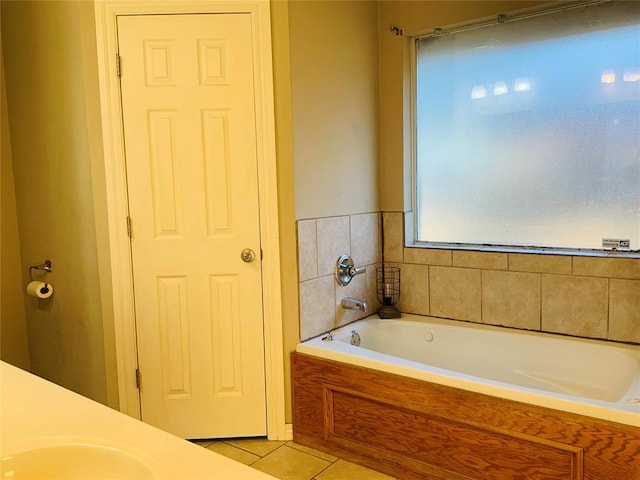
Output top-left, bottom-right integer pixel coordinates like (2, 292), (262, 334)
(135, 368), (141, 389)
(126, 216), (131, 238)
(116, 54), (121, 77)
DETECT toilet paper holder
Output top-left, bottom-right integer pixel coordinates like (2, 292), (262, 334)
(29, 259), (52, 280)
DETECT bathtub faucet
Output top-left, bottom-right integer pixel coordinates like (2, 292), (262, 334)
(341, 297), (368, 312)
(335, 254), (366, 286)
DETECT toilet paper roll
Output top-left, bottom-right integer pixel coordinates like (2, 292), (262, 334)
(26, 281), (54, 299)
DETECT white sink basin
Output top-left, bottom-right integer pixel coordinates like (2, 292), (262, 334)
(1, 441), (161, 479)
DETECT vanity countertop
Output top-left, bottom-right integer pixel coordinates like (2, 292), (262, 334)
(0, 361), (277, 479)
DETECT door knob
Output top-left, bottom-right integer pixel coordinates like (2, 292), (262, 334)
(241, 248), (256, 263)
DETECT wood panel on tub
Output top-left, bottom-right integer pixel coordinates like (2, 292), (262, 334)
(292, 352), (640, 480)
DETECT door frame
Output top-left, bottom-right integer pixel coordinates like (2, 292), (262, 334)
(94, 0), (287, 440)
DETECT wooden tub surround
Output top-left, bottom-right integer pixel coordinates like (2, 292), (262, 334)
(292, 352), (640, 480)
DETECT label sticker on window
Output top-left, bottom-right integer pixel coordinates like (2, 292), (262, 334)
(602, 239), (631, 249)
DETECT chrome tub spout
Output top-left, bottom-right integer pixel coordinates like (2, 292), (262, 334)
(341, 297), (368, 312)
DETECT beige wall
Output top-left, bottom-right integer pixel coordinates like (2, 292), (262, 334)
(290, 0), (380, 220)
(274, 0), (380, 422)
(270, 0), (299, 426)
(1, 0), (116, 406)
(1, 26), (30, 371)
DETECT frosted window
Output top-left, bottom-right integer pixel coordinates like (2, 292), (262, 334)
(415, 1), (640, 251)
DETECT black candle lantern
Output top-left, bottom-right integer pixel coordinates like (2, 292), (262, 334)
(376, 266), (401, 319)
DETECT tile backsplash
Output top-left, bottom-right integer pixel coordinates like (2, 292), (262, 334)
(297, 213), (382, 340)
(383, 212), (640, 344)
(297, 211), (639, 344)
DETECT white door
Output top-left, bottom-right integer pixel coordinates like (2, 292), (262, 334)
(117, 13), (266, 439)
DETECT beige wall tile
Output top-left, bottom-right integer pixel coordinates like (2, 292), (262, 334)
(297, 219), (317, 281)
(508, 253), (572, 274)
(396, 263), (429, 315)
(482, 270), (540, 330)
(609, 279), (640, 343)
(541, 275), (608, 338)
(573, 257), (640, 279)
(453, 251), (507, 270)
(317, 216), (350, 276)
(404, 247), (452, 266)
(350, 212), (381, 266)
(382, 211), (403, 262)
(299, 276), (335, 340)
(430, 266), (481, 322)
(364, 262), (382, 318)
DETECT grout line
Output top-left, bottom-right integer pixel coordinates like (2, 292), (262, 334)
(479, 268), (483, 324)
(310, 459), (337, 480)
(314, 219), (319, 279)
(202, 439), (399, 480)
(286, 441), (339, 464)
(606, 277), (610, 340)
(538, 273), (543, 331)
(226, 439), (286, 459)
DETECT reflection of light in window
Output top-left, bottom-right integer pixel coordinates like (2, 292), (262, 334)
(493, 81), (508, 96)
(470, 85), (487, 99)
(514, 78), (531, 92)
(623, 70), (640, 82)
(601, 70), (616, 83)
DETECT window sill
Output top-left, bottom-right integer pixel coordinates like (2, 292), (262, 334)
(408, 242), (640, 259)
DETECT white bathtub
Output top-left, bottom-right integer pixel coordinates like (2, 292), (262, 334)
(296, 314), (640, 427)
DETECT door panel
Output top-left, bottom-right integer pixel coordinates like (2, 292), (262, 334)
(117, 13), (266, 439)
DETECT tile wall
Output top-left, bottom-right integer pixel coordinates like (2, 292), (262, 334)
(297, 213), (382, 340)
(383, 212), (640, 344)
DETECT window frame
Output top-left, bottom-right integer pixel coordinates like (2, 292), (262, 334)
(409, 1), (640, 257)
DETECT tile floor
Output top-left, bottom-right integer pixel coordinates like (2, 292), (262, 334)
(191, 437), (397, 480)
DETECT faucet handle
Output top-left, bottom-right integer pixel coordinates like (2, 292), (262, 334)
(335, 254), (366, 286)
(350, 265), (366, 277)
